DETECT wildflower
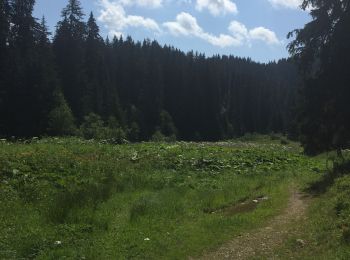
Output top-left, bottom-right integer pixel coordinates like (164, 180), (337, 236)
(54, 241), (62, 245)
(144, 238), (150, 241)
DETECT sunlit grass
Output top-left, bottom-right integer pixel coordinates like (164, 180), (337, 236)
(0, 137), (323, 259)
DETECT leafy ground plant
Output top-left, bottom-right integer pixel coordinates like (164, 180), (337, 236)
(0, 137), (324, 259)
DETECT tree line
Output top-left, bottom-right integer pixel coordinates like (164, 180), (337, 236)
(0, 0), (301, 142)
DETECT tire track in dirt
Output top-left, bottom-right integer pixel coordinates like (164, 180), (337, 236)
(196, 189), (309, 260)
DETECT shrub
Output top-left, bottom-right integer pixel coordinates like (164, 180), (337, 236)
(127, 121), (140, 142)
(159, 110), (178, 138)
(80, 113), (105, 139)
(151, 130), (166, 142)
(151, 130), (177, 142)
(280, 138), (289, 145)
(47, 89), (77, 136)
(79, 114), (128, 143)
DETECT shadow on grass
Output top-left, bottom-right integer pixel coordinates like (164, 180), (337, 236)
(305, 160), (350, 196)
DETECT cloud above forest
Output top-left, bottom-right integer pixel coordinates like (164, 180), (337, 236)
(98, 0), (161, 37)
(164, 13), (281, 47)
(195, 0), (238, 16)
(98, 0), (281, 48)
(268, 0), (302, 9)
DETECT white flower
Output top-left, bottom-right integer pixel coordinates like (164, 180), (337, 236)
(54, 241), (62, 245)
(144, 238), (150, 241)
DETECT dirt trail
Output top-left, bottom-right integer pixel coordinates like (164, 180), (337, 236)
(197, 189), (309, 260)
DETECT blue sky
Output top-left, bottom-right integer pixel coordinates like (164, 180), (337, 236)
(33, 0), (311, 62)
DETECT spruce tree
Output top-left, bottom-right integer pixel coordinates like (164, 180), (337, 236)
(288, 0), (350, 155)
(53, 0), (86, 119)
(83, 12), (104, 115)
(31, 17), (60, 134)
(48, 88), (77, 136)
(6, 0), (38, 136)
(0, 0), (10, 135)
(0, 0), (9, 52)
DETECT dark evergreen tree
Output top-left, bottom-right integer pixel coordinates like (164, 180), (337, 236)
(0, 0), (302, 141)
(53, 0), (86, 119)
(6, 0), (40, 136)
(83, 12), (103, 115)
(0, 0), (10, 134)
(48, 88), (76, 136)
(84, 12), (123, 121)
(28, 17), (58, 134)
(288, 0), (350, 155)
(0, 0), (9, 54)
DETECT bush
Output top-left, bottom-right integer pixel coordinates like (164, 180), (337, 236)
(47, 89), (77, 136)
(80, 113), (105, 139)
(103, 127), (127, 144)
(280, 138), (289, 145)
(269, 133), (281, 141)
(127, 121), (140, 142)
(159, 110), (178, 137)
(151, 130), (166, 142)
(80, 114), (127, 143)
(151, 130), (176, 142)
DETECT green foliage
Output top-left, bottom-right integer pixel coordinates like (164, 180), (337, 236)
(278, 173), (350, 259)
(48, 89), (77, 136)
(105, 116), (127, 144)
(0, 137), (325, 259)
(1, 0), (300, 140)
(288, 0), (350, 154)
(79, 113), (126, 143)
(159, 110), (178, 138)
(127, 121), (140, 142)
(151, 130), (166, 142)
(151, 129), (176, 142)
(79, 113), (105, 139)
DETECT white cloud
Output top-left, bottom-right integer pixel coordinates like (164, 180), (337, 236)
(228, 21), (249, 42)
(249, 27), (280, 45)
(268, 0), (302, 9)
(163, 12), (241, 47)
(196, 0), (238, 16)
(119, 0), (163, 8)
(164, 13), (281, 47)
(163, 12), (202, 36)
(203, 33), (241, 47)
(98, 0), (160, 35)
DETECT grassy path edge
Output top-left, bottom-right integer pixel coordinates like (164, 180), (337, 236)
(194, 186), (310, 259)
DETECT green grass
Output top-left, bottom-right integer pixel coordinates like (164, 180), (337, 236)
(0, 137), (325, 259)
(275, 162), (350, 259)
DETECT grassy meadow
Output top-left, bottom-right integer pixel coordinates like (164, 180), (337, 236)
(0, 136), (349, 259)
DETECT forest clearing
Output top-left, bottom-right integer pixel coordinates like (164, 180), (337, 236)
(1, 136), (349, 259)
(1, 0), (350, 258)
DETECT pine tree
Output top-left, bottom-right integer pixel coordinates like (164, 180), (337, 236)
(159, 110), (177, 138)
(0, 0), (10, 135)
(53, 0), (86, 119)
(48, 88), (77, 136)
(6, 0), (39, 136)
(83, 12), (103, 114)
(0, 0), (10, 52)
(31, 17), (60, 134)
(288, 0), (350, 155)
(9, 0), (36, 53)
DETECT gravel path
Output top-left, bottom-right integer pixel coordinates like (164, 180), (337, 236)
(197, 189), (309, 260)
